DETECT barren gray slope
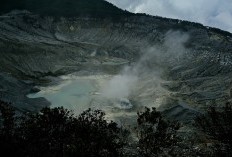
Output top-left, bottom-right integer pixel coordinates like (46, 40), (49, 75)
(0, 11), (232, 113)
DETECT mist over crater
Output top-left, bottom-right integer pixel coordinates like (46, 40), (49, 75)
(0, 8), (231, 124)
(26, 30), (204, 122)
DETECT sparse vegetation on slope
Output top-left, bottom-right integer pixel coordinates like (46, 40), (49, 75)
(0, 0), (132, 18)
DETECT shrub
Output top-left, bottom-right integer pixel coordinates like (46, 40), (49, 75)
(196, 103), (232, 156)
(0, 103), (125, 157)
(136, 107), (180, 157)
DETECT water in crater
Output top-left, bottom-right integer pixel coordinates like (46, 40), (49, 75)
(27, 75), (135, 121)
(28, 79), (96, 113)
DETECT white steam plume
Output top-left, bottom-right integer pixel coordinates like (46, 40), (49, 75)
(102, 31), (189, 100)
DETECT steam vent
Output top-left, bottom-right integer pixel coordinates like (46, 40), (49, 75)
(0, 0), (232, 156)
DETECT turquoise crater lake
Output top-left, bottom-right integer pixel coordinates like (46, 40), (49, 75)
(28, 76), (100, 114)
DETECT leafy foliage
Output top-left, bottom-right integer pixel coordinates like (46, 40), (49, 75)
(136, 107), (180, 157)
(0, 100), (184, 157)
(0, 101), (20, 156)
(18, 107), (75, 157)
(67, 109), (124, 157)
(0, 101), (15, 135)
(0, 102), (124, 157)
(196, 103), (232, 155)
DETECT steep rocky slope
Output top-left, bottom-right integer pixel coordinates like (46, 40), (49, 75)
(0, 3), (232, 119)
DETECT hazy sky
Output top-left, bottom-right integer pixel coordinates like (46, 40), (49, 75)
(106, 0), (232, 33)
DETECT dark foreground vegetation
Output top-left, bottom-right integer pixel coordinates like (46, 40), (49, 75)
(0, 100), (232, 157)
(196, 103), (232, 156)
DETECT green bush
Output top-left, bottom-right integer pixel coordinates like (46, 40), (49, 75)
(0, 102), (125, 157)
(196, 103), (232, 156)
(0, 101), (183, 157)
(136, 107), (180, 157)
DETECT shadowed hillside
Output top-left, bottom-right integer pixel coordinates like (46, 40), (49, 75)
(0, 0), (132, 17)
